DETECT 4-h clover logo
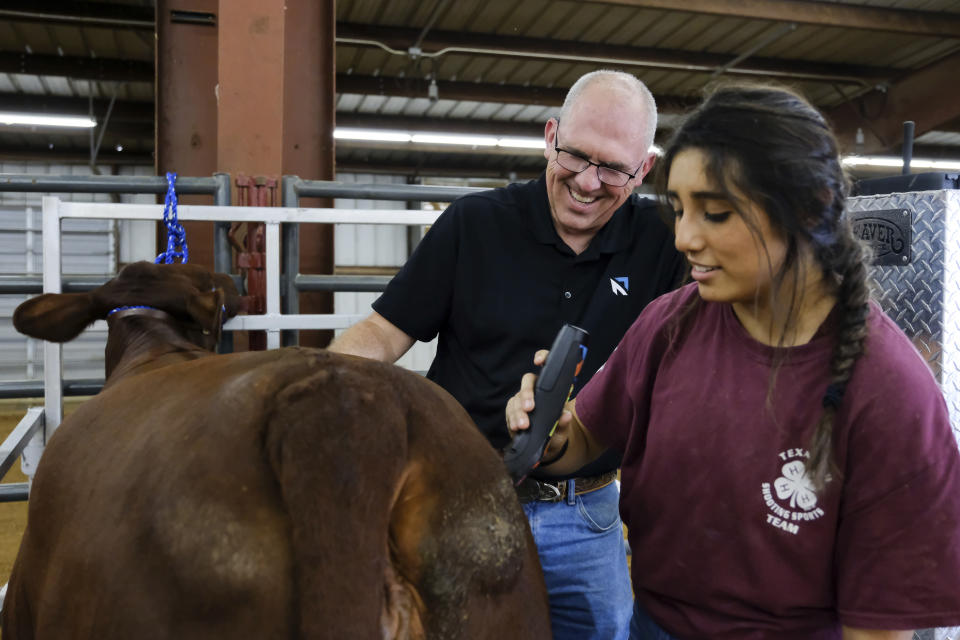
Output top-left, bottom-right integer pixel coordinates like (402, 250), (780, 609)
(773, 460), (818, 511)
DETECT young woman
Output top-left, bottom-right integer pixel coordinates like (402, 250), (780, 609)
(506, 84), (960, 639)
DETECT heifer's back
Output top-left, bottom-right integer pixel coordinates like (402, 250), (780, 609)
(2, 263), (549, 640)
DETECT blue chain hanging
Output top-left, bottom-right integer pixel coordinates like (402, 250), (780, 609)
(155, 172), (189, 264)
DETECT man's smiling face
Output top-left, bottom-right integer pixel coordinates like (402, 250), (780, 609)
(542, 82), (654, 253)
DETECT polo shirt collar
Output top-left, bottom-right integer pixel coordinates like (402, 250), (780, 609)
(526, 172), (636, 257)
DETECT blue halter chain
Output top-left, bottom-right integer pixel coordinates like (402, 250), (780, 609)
(106, 306), (175, 324)
(107, 302), (225, 334)
(155, 172), (188, 264)
(107, 305), (158, 317)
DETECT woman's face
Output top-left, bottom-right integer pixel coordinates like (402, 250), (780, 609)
(667, 148), (788, 309)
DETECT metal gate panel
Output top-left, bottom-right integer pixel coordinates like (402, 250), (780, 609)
(333, 172), (437, 372)
(0, 164), (157, 383)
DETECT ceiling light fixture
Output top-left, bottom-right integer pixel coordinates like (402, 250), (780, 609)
(333, 128), (412, 142)
(843, 155), (960, 171)
(497, 137), (548, 149)
(0, 113), (96, 128)
(335, 130), (960, 170)
(336, 129), (667, 156)
(411, 133), (498, 146)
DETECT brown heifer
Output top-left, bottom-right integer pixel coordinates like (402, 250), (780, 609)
(2, 261), (550, 640)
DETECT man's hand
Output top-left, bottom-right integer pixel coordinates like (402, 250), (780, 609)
(505, 350), (597, 474)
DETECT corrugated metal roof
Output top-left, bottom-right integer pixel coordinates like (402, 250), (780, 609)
(0, 0), (958, 177)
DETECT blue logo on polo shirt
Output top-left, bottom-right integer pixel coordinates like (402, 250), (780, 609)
(610, 276), (629, 296)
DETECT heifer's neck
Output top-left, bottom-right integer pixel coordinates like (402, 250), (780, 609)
(104, 311), (212, 385)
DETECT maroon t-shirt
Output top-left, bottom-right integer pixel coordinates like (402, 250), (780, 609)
(577, 283), (960, 638)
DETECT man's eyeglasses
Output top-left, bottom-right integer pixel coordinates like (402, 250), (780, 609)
(553, 122), (641, 188)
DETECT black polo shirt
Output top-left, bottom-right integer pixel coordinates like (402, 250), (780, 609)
(374, 174), (685, 479)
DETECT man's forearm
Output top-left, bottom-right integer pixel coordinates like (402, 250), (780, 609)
(328, 313), (415, 363)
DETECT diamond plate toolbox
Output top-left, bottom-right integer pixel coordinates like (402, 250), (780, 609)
(848, 189), (960, 447)
(848, 189), (960, 640)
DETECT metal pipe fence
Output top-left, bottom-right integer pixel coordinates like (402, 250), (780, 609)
(0, 173), (229, 502)
(1, 178), (482, 501)
(0, 173), (230, 200)
(278, 176), (481, 344)
(0, 196), (447, 493)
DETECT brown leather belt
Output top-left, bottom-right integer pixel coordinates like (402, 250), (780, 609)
(515, 470), (618, 504)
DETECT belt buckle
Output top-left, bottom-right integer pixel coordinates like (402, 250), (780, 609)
(536, 480), (564, 502)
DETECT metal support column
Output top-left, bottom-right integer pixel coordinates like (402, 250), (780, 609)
(156, 0), (220, 270)
(281, 175), (300, 346)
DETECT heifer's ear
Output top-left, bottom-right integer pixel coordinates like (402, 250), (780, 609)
(212, 272), (242, 320)
(184, 289), (224, 336)
(13, 292), (97, 342)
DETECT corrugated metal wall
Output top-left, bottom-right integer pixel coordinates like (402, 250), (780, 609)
(333, 173), (438, 372)
(2, 168), (474, 383)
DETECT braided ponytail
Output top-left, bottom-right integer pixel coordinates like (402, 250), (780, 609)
(807, 221), (871, 491)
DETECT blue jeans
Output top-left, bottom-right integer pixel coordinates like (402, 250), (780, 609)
(630, 601), (681, 640)
(522, 480), (633, 640)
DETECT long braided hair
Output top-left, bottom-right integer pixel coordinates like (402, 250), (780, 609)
(656, 83), (871, 491)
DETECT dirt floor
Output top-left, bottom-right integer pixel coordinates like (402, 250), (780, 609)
(0, 402), (34, 585)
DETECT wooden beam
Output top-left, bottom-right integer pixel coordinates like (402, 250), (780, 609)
(933, 116), (960, 133)
(338, 23), (892, 84)
(585, 0), (960, 38)
(910, 144), (960, 159)
(829, 50), (960, 154)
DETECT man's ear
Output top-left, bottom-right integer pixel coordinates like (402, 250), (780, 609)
(13, 292), (98, 343)
(543, 117), (558, 163)
(637, 152), (658, 184)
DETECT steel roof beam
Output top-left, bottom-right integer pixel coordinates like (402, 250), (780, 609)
(334, 158), (542, 180)
(586, 0), (960, 38)
(1, 24), (900, 89)
(0, 1), (154, 30)
(337, 74), (696, 112)
(337, 113), (544, 137)
(0, 144), (151, 165)
(9, 1), (958, 39)
(0, 73), (679, 126)
(337, 23), (894, 85)
(0, 51), (153, 83)
(0, 93), (152, 122)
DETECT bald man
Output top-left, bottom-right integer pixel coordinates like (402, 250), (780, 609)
(330, 70), (684, 640)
